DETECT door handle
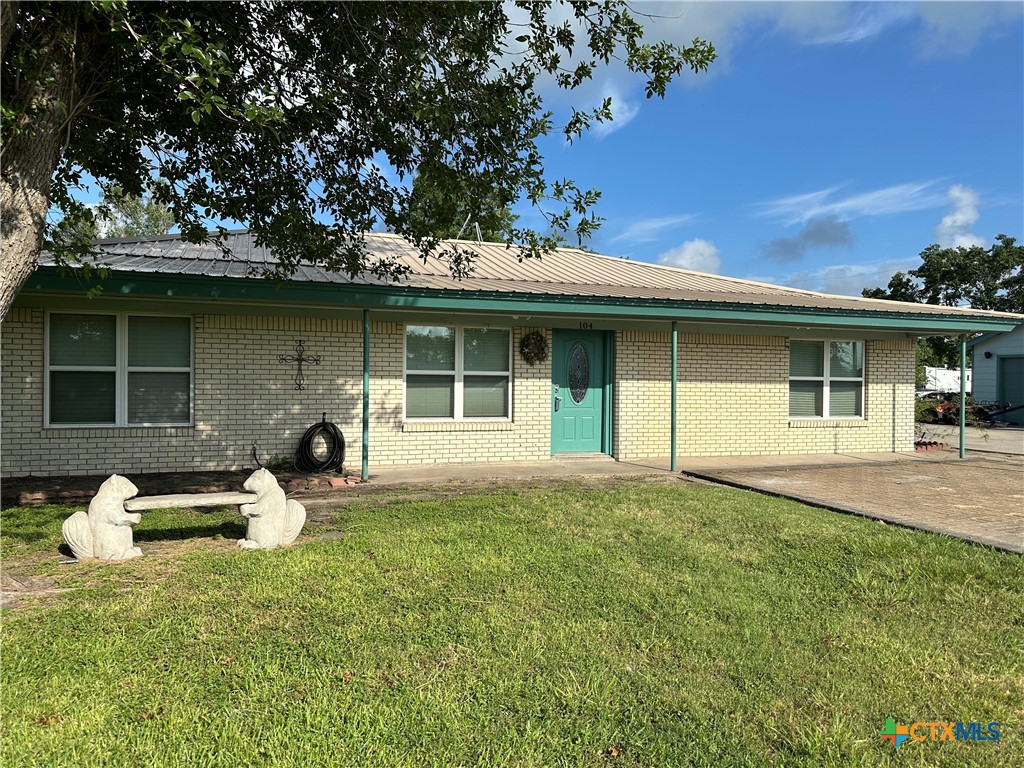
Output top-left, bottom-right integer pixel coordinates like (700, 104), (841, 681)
(554, 396), (562, 412)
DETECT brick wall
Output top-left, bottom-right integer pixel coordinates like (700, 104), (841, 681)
(1, 310), (914, 477)
(614, 331), (916, 459)
(368, 324), (551, 464)
(0, 310), (550, 476)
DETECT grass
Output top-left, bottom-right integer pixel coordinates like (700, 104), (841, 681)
(1, 480), (1021, 767)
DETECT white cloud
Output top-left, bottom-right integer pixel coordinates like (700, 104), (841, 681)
(611, 213), (697, 243)
(591, 84), (641, 138)
(513, 2), (1021, 135)
(806, 3), (915, 45)
(934, 184), (985, 248)
(756, 181), (947, 225)
(658, 238), (721, 273)
(665, 2), (1019, 60)
(913, 1), (1024, 58)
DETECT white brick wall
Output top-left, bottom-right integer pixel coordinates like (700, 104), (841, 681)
(1, 310), (550, 476)
(614, 331), (915, 459)
(1, 309), (915, 477)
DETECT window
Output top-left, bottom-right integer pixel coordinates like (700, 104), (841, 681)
(789, 340), (864, 418)
(404, 326), (511, 420)
(47, 312), (193, 426)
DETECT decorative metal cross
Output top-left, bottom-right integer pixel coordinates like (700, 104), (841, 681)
(279, 340), (321, 390)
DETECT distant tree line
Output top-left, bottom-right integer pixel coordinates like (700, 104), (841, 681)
(863, 235), (1023, 382)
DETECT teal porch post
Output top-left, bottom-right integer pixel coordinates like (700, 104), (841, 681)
(362, 309), (370, 480)
(671, 321), (678, 472)
(959, 335), (967, 459)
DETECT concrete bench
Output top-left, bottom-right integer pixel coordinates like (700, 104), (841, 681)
(124, 491), (258, 511)
(61, 469), (306, 561)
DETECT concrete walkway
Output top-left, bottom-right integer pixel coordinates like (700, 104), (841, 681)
(368, 455), (674, 484)
(916, 423), (1024, 455)
(367, 448), (1000, 485)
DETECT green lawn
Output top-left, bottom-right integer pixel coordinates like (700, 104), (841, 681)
(1, 481), (1021, 767)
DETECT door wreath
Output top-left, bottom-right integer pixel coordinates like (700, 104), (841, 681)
(519, 331), (548, 365)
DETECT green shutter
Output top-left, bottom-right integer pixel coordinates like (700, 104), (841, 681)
(129, 317), (191, 367)
(50, 314), (116, 366)
(128, 372), (191, 423)
(789, 340), (824, 377)
(406, 326), (455, 370)
(789, 380), (823, 417)
(829, 381), (863, 417)
(50, 371), (116, 424)
(406, 375), (454, 418)
(830, 342), (863, 378)
(464, 375), (509, 418)
(463, 329), (509, 372)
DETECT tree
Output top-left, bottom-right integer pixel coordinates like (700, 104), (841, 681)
(864, 235), (1023, 313)
(45, 184), (175, 265)
(52, 184), (175, 242)
(1, 1), (716, 320)
(100, 185), (176, 238)
(863, 235), (1024, 375)
(406, 164), (520, 243)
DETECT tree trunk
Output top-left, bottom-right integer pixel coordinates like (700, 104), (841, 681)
(1, 1), (20, 61)
(0, 8), (78, 323)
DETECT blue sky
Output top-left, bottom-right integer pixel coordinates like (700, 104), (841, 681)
(515, 0), (1024, 296)
(71, 2), (1021, 298)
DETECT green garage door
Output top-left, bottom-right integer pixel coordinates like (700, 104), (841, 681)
(998, 357), (1024, 425)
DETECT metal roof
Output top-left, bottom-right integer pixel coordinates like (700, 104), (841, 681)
(38, 230), (1024, 322)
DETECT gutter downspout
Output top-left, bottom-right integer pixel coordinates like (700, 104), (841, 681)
(362, 309), (370, 480)
(671, 321), (678, 472)
(959, 335), (967, 460)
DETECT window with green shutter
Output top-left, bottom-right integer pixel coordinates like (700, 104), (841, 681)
(405, 326), (511, 420)
(789, 339), (864, 418)
(47, 312), (193, 426)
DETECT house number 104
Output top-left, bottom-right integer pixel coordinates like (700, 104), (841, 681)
(579, 322), (594, 329)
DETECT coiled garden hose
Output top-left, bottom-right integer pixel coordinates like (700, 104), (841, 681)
(294, 413), (346, 473)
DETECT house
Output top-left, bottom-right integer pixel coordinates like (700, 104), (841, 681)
(968, 325), (1024, 425)
(3, 231), (1021, 479)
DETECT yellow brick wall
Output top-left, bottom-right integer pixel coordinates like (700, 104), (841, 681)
(614, 331), (916, 459)
(368, 324), (551, 465)
(2, 310), (914, 477)
(0, 310), (550, 476)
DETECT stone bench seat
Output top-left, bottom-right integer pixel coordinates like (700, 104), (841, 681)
(62, 469), (305, 560)
(124, 491), (258, 512)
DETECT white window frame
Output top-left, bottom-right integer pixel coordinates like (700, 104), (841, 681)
(403, 325), (513, 421)
(45, 310), (195, 428)
(789, 339), (865, 420)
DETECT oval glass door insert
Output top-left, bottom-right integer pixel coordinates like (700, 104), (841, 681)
(568, 343), (589, 403)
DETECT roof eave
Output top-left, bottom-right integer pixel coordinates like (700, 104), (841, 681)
(19, 267), (1021, 334)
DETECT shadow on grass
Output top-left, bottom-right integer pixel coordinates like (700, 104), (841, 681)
(134, 521), (246, 542)
(2, 504), (248, 558)
(1, 506), (70, 544)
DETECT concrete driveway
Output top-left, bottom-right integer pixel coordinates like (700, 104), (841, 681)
(916, 423), (1024, 455)
(684, 452), (1024, 553)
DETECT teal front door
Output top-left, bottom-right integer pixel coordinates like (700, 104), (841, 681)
(552, 329), (605, 453)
